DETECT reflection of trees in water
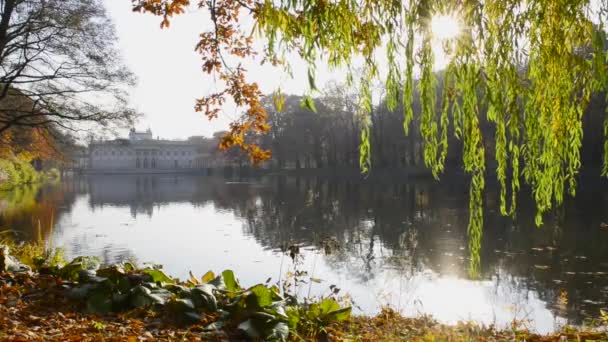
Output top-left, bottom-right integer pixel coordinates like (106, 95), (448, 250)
(481, 180), (608, 322)
(229, 175), (608, 324)
(0, 180), (79, 240)
(236, 177), (468, 277)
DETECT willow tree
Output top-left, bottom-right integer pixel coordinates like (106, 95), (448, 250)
(133, 0), (608, 276)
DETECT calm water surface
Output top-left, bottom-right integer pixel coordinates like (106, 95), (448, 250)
(2, 174), (608, 333)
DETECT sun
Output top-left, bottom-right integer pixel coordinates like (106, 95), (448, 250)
(431, 14), (461, 41)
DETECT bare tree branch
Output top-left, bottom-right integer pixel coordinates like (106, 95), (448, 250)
(0, 0), (138, 138)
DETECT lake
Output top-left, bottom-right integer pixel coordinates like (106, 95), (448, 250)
(1, 173), (608, 333)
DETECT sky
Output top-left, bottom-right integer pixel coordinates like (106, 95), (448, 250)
(103, 1), (346, 140)
(103, 1), (229, 140)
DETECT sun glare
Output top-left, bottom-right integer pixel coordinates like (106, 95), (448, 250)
(431, 14), (460, 41)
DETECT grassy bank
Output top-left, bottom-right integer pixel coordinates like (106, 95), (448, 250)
(0, 157), (59, 191)
(1, 241), (608, 341)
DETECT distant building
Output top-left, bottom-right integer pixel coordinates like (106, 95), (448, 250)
(72, 146), (89, 170)
(88, 129), (218, 171)
(129, 128), (153, 141)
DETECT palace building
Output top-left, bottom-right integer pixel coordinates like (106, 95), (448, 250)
(88, 129), (215, 171)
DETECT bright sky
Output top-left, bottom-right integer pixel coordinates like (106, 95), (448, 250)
(103, 1), (345, 140)
(104, 1), (226, 139)
(103, 1), (462, 140)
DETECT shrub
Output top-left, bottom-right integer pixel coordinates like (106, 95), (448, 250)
(0, 157), (46, 191)
(0, 158), (21, 191)
(12, 158), (38, 184)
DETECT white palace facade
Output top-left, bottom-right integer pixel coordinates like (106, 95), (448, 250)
(88, 129), (215, 171)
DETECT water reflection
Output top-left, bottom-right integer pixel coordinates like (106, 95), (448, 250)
(1, 174), (607, 333)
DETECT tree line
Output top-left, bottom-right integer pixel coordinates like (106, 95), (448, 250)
(247, 80), (607, 174)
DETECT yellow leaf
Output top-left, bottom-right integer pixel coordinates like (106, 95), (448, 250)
(201, 271), (215, 283)
(189, 271), (200, 285)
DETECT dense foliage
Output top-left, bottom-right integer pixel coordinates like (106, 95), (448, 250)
(0, 157), (59, 191)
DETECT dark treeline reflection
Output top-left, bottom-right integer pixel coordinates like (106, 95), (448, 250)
(2, 174), (608, 323)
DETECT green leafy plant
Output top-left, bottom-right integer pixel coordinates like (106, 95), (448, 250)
(0, 239), (354, 341)
(286, 297), (352, 340)
(36, 256), (349, 340)
(90, 321), (106, 332)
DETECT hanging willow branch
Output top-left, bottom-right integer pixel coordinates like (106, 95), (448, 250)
(133, 0), (608, 277)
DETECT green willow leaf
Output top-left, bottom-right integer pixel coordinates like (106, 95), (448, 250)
(300, 95), (317, 113)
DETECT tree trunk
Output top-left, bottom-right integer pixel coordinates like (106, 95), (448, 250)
(0, 0), (16, 58)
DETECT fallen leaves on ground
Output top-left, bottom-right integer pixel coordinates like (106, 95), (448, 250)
(0, 272), (227, 341)
(3, 272), (608, 341)
(339, 308), (608, 342)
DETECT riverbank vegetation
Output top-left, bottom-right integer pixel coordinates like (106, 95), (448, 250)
(0, 115), (66, 192)
(1, 240), (608, 341)
(0, 157), (59, 191)
(0, 112), (69, 192)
